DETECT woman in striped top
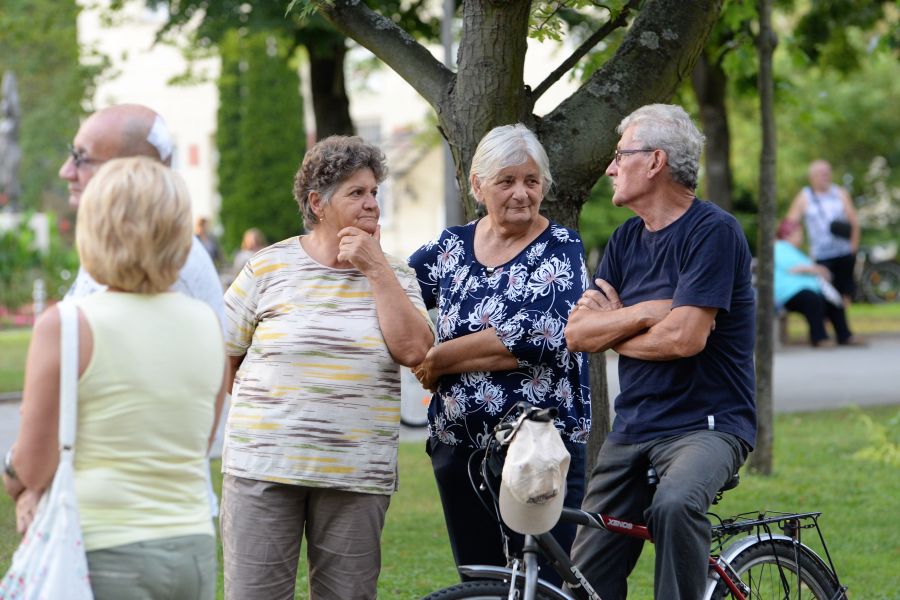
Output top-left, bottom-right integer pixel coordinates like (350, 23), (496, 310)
(221, 136), (434, 600)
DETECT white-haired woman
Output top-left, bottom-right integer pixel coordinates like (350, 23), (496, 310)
(3, 157), (227, 599)
(221, 136), (434, 600)
(408, 124), (591, 585)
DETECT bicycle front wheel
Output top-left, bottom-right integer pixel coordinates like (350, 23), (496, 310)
(712, 539), (845, 599)
(422, 580), (557, 600)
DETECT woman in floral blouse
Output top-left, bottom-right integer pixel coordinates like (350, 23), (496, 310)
(408, 124), (591, 583)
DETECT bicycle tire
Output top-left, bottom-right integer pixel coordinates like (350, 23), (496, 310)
(862, 262), (900, 304)
(400, 415), (429, 428)
(711, 539), (845, 599)
(422, 580), (556, 600)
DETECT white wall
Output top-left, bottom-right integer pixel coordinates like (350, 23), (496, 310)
(77, 0), (220, 222)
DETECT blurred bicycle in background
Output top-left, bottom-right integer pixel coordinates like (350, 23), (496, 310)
(855, 241), (900, 303)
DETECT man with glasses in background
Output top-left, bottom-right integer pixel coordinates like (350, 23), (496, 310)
(565, 104), (757, 600)
(59, 103), (223, 318)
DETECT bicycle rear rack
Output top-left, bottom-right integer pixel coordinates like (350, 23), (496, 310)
(709, 510), (847, 596)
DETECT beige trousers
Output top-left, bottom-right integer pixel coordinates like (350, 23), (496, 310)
(221, 474), (391, 600)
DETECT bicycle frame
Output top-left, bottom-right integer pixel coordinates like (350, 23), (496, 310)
(459, 505), (845, 600)
(449, 404), (844, 600)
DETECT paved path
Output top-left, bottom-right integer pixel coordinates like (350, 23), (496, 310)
(1, 335), (898, 454)
(606, 333), (900, 414)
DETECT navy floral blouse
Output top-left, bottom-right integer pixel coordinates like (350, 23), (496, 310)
(408, 220), (592, 450)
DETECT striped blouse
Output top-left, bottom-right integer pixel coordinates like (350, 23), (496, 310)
(223, 236), (431, 494)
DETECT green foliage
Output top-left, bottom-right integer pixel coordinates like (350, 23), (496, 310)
(217, 30), (306, 251)
(852, 407), (900, 467)
(729, 49), (900, 243)
(577, 177), (630, 257)
(153, 1), (442, 76)
(0, 214), (78, 311)
(674, 0), (900, 248)
(792, 0), (894, 70)
(0, 0), (102, 210)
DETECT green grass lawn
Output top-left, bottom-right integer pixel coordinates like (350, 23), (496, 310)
(0, 329), (29, 394)
(2, 405), (898, 598)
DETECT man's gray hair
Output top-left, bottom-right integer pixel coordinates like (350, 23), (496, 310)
(469, 124), (553, 198)
(618, 104), (705, 190)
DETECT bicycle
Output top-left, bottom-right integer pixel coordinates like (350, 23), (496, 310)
(423, 403), (847, 600)
(854, 242), (900, 303)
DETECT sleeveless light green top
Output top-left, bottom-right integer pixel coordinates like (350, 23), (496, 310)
(74, 292), (224, 551)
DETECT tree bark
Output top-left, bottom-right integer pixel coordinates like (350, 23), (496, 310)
(751, 0), (776, 475)
(306, 39), (355, 138)
(692, 51), (733, 210)
(586, 352), (611, 476)
(438, 0), (533, 220)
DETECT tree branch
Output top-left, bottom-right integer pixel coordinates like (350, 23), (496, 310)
(313, 0), (453, 107)
(529, 0), (641, 106)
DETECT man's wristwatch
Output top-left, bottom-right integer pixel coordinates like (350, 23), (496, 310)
(3, 448), (17, 480)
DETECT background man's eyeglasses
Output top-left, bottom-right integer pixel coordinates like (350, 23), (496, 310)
(614, 148), (654, 165)
(67, 144), (103, 169)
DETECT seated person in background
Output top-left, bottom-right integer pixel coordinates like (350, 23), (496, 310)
(775, 219), (862, 347)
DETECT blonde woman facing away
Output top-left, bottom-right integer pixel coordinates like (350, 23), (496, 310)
(221, 136), (434, 600)
(3, 157), (228, 599)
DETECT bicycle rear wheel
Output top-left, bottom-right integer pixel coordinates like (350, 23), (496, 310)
(422, 580), (556, 600)
(712, 539), (845, 599)
(862, 262), (900, 303)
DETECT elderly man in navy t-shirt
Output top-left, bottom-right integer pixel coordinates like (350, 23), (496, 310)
(565, 104), (756, 600)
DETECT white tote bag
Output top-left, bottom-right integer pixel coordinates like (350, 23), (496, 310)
(0, 301), (94, 599)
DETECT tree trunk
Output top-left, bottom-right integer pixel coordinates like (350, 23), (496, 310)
(750, 0), (776, 475)
(692, 52), (733, 210)
(306, 39), (355, 138)
(586, 352), (611, 476)
(437, 0), (532, 221)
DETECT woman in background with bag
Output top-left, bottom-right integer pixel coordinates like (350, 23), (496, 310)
(2, 157), (227, 599)
(787, 159), (860, 303)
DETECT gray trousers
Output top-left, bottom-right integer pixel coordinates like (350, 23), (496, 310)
(221, 474), (391, 600)
(87, 534), (215, 600)
(570, 431), (748, 600)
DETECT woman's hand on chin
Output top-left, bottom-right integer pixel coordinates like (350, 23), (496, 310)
(337, 225), (385, 273)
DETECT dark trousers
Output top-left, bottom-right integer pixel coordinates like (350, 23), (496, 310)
(570, 431), (748, 600)
(817, 253), (855, 298)
(429, 438), (585, 587)
(784, 288), (853, 344)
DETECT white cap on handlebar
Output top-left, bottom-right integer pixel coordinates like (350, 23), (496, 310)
(499, 419), (570, 535)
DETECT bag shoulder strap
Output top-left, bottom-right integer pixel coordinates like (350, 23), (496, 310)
(57, 301), (79, 452)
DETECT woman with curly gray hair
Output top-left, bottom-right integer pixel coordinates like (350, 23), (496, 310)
(221, 136), (434, 600)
